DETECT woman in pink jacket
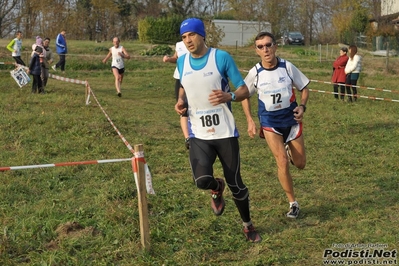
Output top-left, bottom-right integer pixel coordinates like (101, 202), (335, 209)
(332, 47), (349, 100)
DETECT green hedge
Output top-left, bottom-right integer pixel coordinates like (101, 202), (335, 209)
(138, 15), (184, 44)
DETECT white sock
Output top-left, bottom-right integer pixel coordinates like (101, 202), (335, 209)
(243, 221), (253, 228)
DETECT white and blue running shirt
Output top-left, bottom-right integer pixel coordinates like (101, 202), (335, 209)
(177, 48), (245, 140)
(111, 46), (124, 69)
(244, 58), (310, 128)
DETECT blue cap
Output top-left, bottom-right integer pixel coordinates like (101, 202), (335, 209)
(180, 18), (205, 38)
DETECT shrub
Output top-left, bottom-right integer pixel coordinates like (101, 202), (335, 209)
(203, 19), (225, 48)
(138, 15), (183, 44)
(138, 16), (225, 47)
(140, 45), (173, 56)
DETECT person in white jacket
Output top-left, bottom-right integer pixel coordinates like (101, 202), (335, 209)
(344, 45), (362, 102)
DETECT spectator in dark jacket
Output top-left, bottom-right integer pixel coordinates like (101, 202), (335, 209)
(52, 30), (67, 72)
(42, 37), (54, 90)
(332, 47), (348, 100)
(28, 46), (45, 94)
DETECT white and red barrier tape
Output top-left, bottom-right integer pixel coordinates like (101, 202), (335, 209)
(133, 151), (155, 195)
(0, 158), (131, 171)
(49, 73), (86, 85)
(239, 68), (399, 103)
(311, 80), (399, 95)
(308, 80), (399, 103)
(85, 83), (135, 154)
(308, 89), (399, 103)
(84, 83), (156, 194)
(1, 65), (155, 194)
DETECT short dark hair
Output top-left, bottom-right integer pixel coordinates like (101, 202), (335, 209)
(255, 32), (276, 43)
(340, 47), (348, 53)
(44, 37), (50, 41)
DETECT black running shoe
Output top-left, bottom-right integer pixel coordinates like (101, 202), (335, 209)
(117, 92), (122, 97)
(286, 202), (300, 218)
(243, 224), (262, 243)
(210, 178), (225, 216)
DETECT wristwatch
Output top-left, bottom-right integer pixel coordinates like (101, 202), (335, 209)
(300, 104), (306, 112)
(229, 92), (236, 101)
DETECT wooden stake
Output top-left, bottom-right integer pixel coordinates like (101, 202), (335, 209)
(134, 144), (150, 251)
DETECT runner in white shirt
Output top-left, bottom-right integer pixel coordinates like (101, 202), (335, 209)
(6, 31), (25, 66)
(242, 31), (310, 219)
(175, 18), (261, 243)
(102, 37), (131, 97)
(163, 41), (190, 147)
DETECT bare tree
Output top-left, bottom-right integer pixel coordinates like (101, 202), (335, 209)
(224, 0), (266, 21)
(162, 0), (217, 16)
(212, 0), (227, 16)
(17, 0), (38, 38)
(313, 1), (337, 44)
(367, 0), (381, 19)
(0, 0), (21, 38)
(263, 0), (291, 37)
(0, 0), (387, 44)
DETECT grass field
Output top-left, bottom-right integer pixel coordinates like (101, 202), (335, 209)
(0, 39), (398, 265)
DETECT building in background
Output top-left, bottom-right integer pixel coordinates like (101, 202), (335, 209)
(369, 0), (399, 54)
(212, 20), (271, 47)
(381, 0), (399, 16)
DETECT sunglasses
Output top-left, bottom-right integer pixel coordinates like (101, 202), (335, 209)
(256, 43), (275, 50)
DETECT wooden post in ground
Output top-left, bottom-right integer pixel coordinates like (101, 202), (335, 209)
(134, 144), (150, 251)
